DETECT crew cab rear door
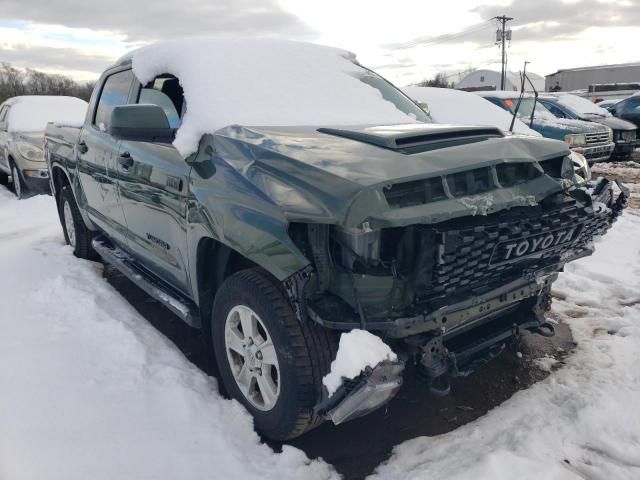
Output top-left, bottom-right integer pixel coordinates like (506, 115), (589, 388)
(77, 67), (135, 248)
(116, 75), (192, 297)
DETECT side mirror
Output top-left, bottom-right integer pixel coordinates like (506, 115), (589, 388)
(109, 105), (175, 143)
(609, 108), (616, 115)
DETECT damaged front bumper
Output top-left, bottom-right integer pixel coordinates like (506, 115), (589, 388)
(305, 177), (628, 338)
(310, 177), (628, 425)
(315, 361), (405, 425)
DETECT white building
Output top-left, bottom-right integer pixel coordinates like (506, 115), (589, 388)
(456, 69), (545, 93)
(545, 62), (640, 92)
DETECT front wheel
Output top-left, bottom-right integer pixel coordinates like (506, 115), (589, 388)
(11, 163), (26, 199)
(211, 268), (338, 440)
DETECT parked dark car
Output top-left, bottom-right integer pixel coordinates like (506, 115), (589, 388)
(608, 94), (640, 128)
(539, 93), (638, 160)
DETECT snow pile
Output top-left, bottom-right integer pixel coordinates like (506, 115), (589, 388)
(323, 330), (397, 396)
(130, 38), (421, 156)
(371, 209), (640, 480)
(403, 87), (540, 137)
(553, 93), (611, 117)
(7, 95), (88, 132)
(532, 355), (559, 373)
(0, 186), (337, 480)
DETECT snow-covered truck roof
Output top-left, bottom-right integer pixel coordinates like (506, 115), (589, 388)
(403, 87), (540, 137)
(4, 95), (88, 133)
(542, 93), (612, 117)
(124, 37), (425, 156)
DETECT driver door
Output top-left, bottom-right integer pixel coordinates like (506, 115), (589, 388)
(116, 75), (192, 297)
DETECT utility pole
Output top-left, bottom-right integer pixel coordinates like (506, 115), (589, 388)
(493, 15), (513, 90)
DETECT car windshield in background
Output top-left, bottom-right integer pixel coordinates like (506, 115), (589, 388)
(501, 97), (554, 120)
(355, 69), (432, 123)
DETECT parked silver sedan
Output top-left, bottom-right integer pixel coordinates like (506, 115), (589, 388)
(0, 95), (87, 198)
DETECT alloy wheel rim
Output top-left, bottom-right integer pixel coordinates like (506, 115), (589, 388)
(12, 166), (20, 198)
(224, 305), (281, 411)
(63, 201), (76, 248)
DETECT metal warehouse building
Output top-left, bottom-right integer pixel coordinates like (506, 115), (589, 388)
(545, 62), (640, 91)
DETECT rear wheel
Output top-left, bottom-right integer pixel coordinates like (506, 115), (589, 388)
(0, 170), (8, 186)
(60, 186), (96, 260)
(211, 268), (338, 440)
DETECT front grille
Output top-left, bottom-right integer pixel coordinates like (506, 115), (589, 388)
(425, 197), (614, 298)
(585, 132), (610, 145)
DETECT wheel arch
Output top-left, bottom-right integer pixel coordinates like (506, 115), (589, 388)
(51, 166), (72, 222)
(50, 165), (96, 231)
(194, 236), (262, 324)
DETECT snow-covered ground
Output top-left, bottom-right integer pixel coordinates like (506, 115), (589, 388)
(1, 180), (639, 479)
(0, 187), (336, 480)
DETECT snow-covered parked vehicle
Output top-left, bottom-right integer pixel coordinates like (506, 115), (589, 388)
(403, 86), (541, 136)
(0, 95), (87, 198)
(538, 93), (638, 160)
(43, 38), (628, 441)
(478, 91), (616, 163)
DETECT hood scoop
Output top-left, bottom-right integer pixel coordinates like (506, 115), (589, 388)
(318, 125), (503, 152)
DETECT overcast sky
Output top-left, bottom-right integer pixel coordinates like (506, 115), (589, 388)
(0, 0), (638, 85)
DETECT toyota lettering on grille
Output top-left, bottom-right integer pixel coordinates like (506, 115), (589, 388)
(491, 226), (581, 264)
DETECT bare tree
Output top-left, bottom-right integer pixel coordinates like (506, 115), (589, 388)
(415, 73), (455, 89)
(0, 63), (96, 104)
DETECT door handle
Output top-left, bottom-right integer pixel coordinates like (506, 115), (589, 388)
(118, 151), (133, 170)
(77, 140), (88, 154)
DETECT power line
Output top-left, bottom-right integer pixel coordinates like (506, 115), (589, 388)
(386, 21), (494, 51)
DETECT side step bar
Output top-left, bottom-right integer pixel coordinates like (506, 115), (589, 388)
(92, 237), (201, 328)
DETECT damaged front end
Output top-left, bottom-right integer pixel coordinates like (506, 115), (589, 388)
(287, 175), (627, 424)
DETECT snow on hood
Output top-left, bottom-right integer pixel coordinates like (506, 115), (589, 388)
(6, 96), (88, 133)
(130, 38), (421, 156)
(403, 87), (541, 137)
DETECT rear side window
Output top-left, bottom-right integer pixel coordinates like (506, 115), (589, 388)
(137, 76), (185, 128)
(94, 70), (135, 131)
(0, 106), (9, 122)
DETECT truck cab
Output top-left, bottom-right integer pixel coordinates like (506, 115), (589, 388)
(478, 91), (615, 163)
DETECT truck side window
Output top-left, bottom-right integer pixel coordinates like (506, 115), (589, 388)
(0, 106), (8, 121)
(545, 103), (568, 119)
(94, 70), (135, 131)
(137, 75), (184, 129)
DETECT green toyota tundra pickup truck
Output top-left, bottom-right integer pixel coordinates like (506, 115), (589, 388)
(44, 38), (627, 441)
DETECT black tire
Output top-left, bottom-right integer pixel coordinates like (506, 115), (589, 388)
(10, 161), (27, 199)
(211, 268), (338, 440)
(59, 186), (97, 260)
(0, 170), (8, 186)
